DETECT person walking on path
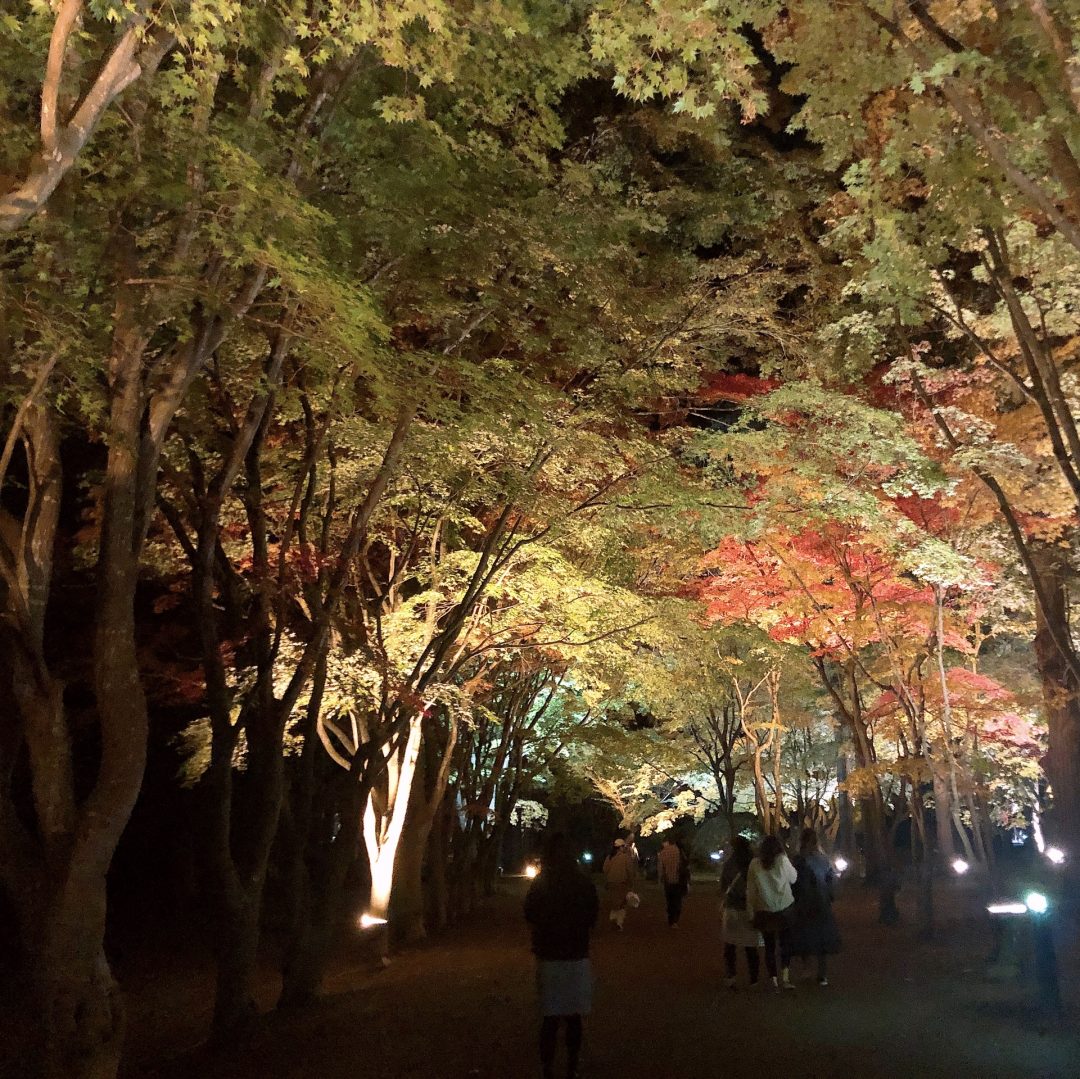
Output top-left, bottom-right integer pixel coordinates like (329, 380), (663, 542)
(658, 836), (688, 928)
(719, 834), (762, 988)
(791, 828), (841, 986)
(747, 834), (798, 990)
(525, 832), (599, 1079)
(602, 837), (637, 931)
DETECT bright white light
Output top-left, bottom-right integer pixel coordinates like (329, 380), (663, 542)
(581, 852), (593, 864)
(951, 858), (970, 875)
(358, 913), (387, 929)
(1046, 846), (1066, 865)
(834, 856), (849, 874)
(710, 851), (723, 862)
(987, 902), (1028, 916)
(1025, 891), (1049, 915)
(525, 863), (539, 879)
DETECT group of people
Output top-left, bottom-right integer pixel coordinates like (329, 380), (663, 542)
(719, 829), (841, 990)
(523, 828), (841, 1079)
(599, 835), (693, 931)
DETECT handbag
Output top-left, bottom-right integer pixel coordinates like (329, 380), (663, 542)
(719, 867), (744, 909)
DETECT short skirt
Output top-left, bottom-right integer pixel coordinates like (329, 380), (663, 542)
(722, 907), (764, 948)
(536, 959), (593, 1017)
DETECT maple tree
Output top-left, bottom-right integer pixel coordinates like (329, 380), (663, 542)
(1, 4), (1075, 1077)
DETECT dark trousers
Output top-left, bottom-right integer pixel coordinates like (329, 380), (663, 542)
(663, 883), (685, 926)
(540, 1015), (582, 1079)
(761, 928), (792, 978)
(723, 942), (760, 983)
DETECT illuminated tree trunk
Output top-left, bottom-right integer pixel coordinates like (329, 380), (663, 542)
(390, 712), (458, 943)
(364, 713), (424, 925)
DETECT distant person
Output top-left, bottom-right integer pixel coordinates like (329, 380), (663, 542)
(719, 834), (762, 988)
(746, 834), (797, 990)
(602, 837), (637, 931)
(658, 836), (688, 928)
(524, 832), (599, 1079)
(791, 828), (841, 986)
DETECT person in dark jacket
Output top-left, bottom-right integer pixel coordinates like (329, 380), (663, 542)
(790, 828), (841, 986)
(719, 834), (763, 988)
(524, 832), (599, 1079)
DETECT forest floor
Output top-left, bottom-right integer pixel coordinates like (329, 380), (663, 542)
(114, 875), (1080, 1079)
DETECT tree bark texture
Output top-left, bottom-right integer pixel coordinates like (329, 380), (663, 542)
(1030, 540), (1080, 872)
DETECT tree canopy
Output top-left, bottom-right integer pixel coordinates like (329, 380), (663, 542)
(2, 4), (1078, 1077)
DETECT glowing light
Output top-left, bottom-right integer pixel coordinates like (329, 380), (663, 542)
(1045, 846), (1066, 865)
(525, 863), (539, 879)
(987, 902), (1027, 916)
(581, 852), (593, 864)
(710, 850), (723, 862)
(951, 858), (970, 875)
(358, 913), (388, 929)
(1025, 891), (1049, 915)
(834, 856), (849, 874)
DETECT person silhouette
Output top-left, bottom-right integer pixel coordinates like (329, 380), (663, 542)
(525, 832), (599, 1079)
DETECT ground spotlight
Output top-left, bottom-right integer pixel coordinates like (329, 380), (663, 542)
(987, 901), (1027, 916)
(524, 863), (539, 879)
(951, 858), (970, 875)
(834, 856), (849, 874)
(710, 850), (723, 862)
(358, 912), (388, 929)
(1045, 846), (1066, 866)
(581, 851), (593, 864)
(1025, 891), (1049, 915)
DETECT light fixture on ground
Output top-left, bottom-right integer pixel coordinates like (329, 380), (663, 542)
(1025, 891), (1049, 915)
(581, 852), (593, 864)
(834, 856), (849, 874)
(524, 863), (539, 879)
(1045, 846), (1065, 865)
(951, 858), (970, 875)
(710, 850), (723, 862)
(986, 901), (1028, 916)
(358, 912), (388, 929)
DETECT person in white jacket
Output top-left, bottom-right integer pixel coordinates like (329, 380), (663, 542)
(746, 834), (798, 990)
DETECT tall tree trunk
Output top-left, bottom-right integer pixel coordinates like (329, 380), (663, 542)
(390, 808), (430, 944)
(1030, 540), (1080, 876)
(365, 713), (424, 923)
(35, 324), (153, 1079)
(835, 749), (854, 854)
(932, 769), (956, 860)
(425, 798), (452, 934)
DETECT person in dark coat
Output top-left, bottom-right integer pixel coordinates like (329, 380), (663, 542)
(719, 834), (763, 988)
(791, 827), (841, 986)
(524, 832), (599, 1079)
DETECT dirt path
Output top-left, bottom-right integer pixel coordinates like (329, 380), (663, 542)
(125, 879), (1078, 1079)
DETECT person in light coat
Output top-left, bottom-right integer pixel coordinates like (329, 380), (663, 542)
(746, 834), (798, 990)
(602, 838), (637, 931)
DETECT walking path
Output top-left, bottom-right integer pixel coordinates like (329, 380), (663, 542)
(127, 879), (1078, 1079)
